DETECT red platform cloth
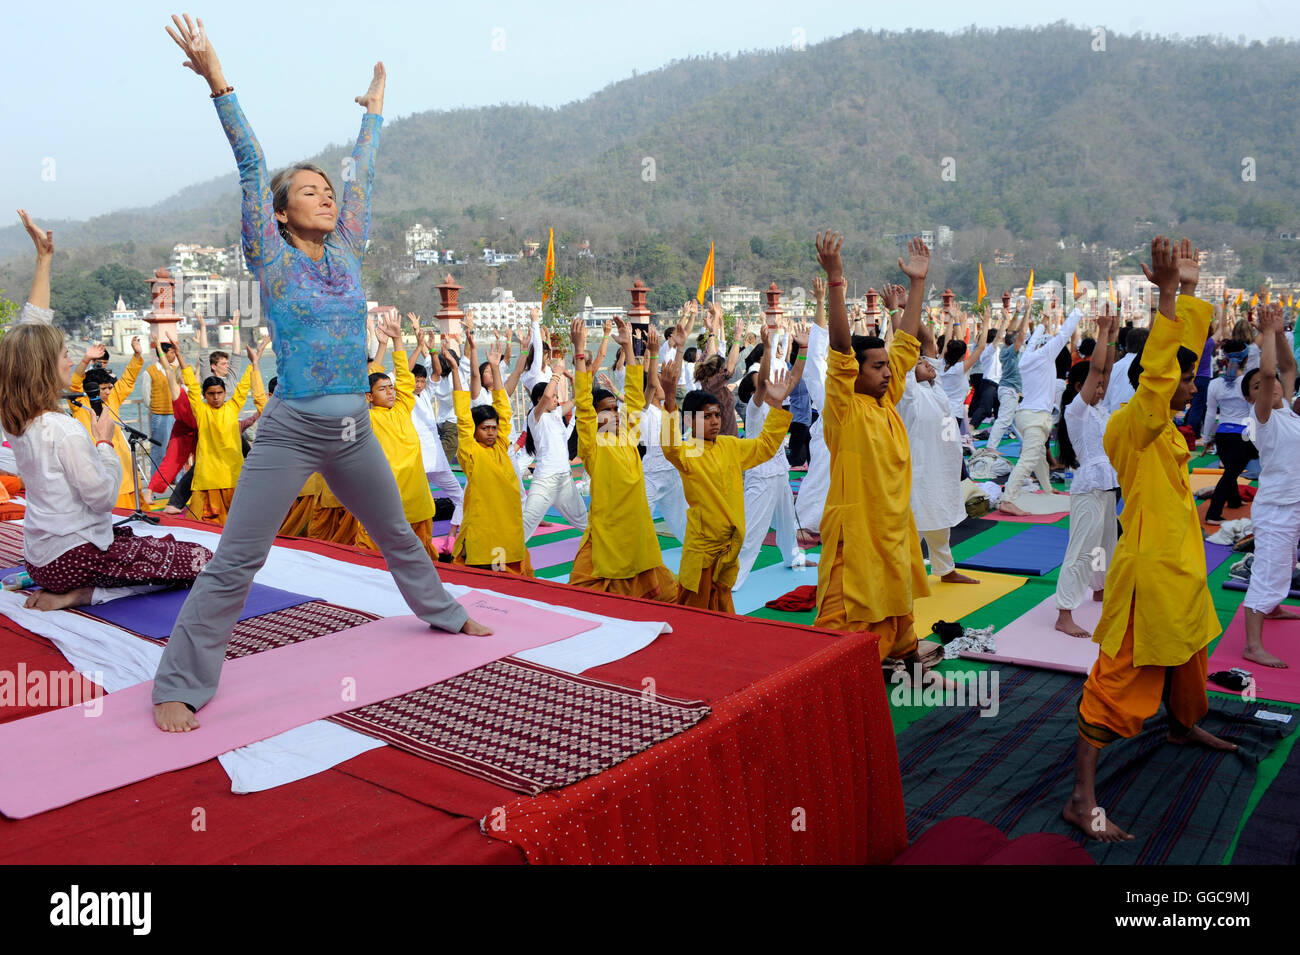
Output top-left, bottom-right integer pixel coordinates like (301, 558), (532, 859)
(0, 514), (907, 865)
(891, 816), (1094, 866)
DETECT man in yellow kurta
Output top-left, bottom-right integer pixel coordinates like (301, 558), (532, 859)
(1065, 237), (1237, 844)
(177, 346), (265, 526)
(354, 336), (439, 559)
(567, 316), (678, 601)
(449, 338), (532, 576)
(812, 232), (932, 661)
(70, 337), (144, 510)
(659, 325), (800, 614)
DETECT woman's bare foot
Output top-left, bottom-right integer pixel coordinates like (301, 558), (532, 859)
(998, 500), (1031, 516)
(1242, 645), (1289, 669)
(1054, 609), (1092, 639)
(1061, 795), (1133, 842)
(1168, 724), (1238, 750)
(154, 702), (199, 732)
(23, 587), (94, 611)
(941, 570), (980, 584)
(460, 617), (494, 637)
(1266, 606), (1300, 620)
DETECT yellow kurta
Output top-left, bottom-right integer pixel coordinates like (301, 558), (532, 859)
(369, 351), (435, 524)
(574, 366), (665, 580)
(70, 354), (143, 508)
(814, 330), (930, 627)
(183, 365), (265, 492)
(146, 364), (175, 414)
(661, 402), (792, 593)
(452, 388), (526, 565)
(1093, 295), (1218, 667)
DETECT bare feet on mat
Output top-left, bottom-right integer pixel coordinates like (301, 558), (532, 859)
(154, 702), (199, 733)
(1168, 724), (1238, 750)
(23, 587), (94, 611)
(941, 570), (980, 584)
(1062, 796), (1133, 842)
(998, 500), (1030, 516)
(1242, 645), (1289, 669)
(460, 617), (494, 637)
(1266, 606), (1300, 620)
(1054, 610), (1092, 640)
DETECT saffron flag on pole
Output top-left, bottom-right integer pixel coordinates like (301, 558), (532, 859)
(1072, 273), (1080, 301)
(977, 263), (987, 304)
(542, 228), (555, 307)
(1235, 291), (1244, 306)
(1107, 276), (1116, 305)
(696, 242), (715, 305)
(1265, 288), (1272, 305)
(1025, 269), (1035, 303)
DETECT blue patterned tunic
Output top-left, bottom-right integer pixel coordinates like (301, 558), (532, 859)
(215, 93), (381, 399)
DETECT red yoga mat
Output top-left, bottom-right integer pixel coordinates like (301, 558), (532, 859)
(0, 590), (597, 819)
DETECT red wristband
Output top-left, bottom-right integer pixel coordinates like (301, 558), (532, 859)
(828, 279), (846, 288)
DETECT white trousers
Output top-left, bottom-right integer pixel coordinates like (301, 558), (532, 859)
(1244, 499), (1300, 614)
(1003, 409), (1054, 500)
(644, 466), (688, 544)
(734, 470), (799, 590)
(920, 527), (955, 577)
(1055, 488), (1118, 610)
(985, 386), (1020, 450)
(794, 414), (829, 532)
(521, 470), (589, 540)
(426, 465), (465, 526)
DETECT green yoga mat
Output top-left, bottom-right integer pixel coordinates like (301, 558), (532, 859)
(896, 667), (1296, 864)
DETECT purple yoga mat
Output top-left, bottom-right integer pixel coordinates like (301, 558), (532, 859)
(1203, 541), (1237, 573)
(528, 534), (584, 568)
(83, 583), (316, 641)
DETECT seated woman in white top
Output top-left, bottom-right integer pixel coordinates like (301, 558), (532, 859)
(1240, 303), (1300, 669)
(0, 211), (212, 611)
(1053, 309), (1120, 639)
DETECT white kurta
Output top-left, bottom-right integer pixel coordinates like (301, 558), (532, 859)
(898, 371), (966, 533)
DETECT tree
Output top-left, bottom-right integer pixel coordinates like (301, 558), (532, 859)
(648, 281), (690, 314)
(0, 291), (17, 339)
(532, 271), (584, 333)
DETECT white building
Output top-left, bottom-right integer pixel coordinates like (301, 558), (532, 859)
(718, 285), (761, 314)
(405, 223), (441, 255)
(169, 243), (231, 273)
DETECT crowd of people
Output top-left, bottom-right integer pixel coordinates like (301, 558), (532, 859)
(0, 15), (1296, 845)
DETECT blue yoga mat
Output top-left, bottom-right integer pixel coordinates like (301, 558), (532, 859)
(956, 525), (1070, 577)
(85, 583), (316, 641)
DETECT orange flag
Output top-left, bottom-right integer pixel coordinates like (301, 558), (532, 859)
(1072, 273), (1080, 300)
(1025, 269), (1035, 302)
(1250, 293), (1259, 308)
(1265, 288), (1272, 305)
(1107, 276), (1116, 305)
(1234, 291), (1244, 306)
(696, 242), (715, 305)
(542, 228), (555, 307)
(977, 263), (987, 304)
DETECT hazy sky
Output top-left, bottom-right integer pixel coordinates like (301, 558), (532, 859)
(8, 0), (1298, 221)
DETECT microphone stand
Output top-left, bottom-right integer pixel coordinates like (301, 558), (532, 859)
(67, 394), (162, 527)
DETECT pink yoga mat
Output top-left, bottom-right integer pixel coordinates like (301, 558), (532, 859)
(0, 590), (598, 819)
(529, 534), (584, 568)
(1206, 607), (1300, 706)
(985, 509), (1069, 525)
(960, 594), (1101, 674)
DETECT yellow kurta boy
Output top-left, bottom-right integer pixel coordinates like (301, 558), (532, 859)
(814, 330), (931, 659)
(182, 364), (264, 524)
(568, 366), (677, 600)
(661, 402), (791, 612)
(70, 353), (143, 509)
(452, 388), (532, 575)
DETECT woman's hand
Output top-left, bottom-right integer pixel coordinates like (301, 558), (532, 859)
(165, 14), (227, 93)
(356, 62), (386, 115)
(17, 209), (52, 259)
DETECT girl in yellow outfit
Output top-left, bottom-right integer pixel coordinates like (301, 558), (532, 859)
(174, 339), (266, 525)
(567, 316), (678, 601)
(69, 336), (144, 510)
(812, 232), (932, 661)
(351, 316), (439, 559)
(1066, 237), (1236, 844)
(659, 325), (800, 613)
(449, 336), (533, 576)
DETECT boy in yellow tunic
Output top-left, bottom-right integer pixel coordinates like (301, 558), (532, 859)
(69, 336), (144, 510)
(175, 342), (266, 526)
(567, 316), (678, 601)
(1065, 237), (1236, 843)
(352, 317), (439, 559)
(449, 338), (533, 576)
(812, 232), (932, 662)
(659, 325), (800, 614)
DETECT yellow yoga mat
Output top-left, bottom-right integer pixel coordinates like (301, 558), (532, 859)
(913, 570), (1028, 638)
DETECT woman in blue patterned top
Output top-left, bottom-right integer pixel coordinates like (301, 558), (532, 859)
(153, 14), (492, 733)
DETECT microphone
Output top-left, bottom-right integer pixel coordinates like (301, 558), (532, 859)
(64, 395), (160, 446)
